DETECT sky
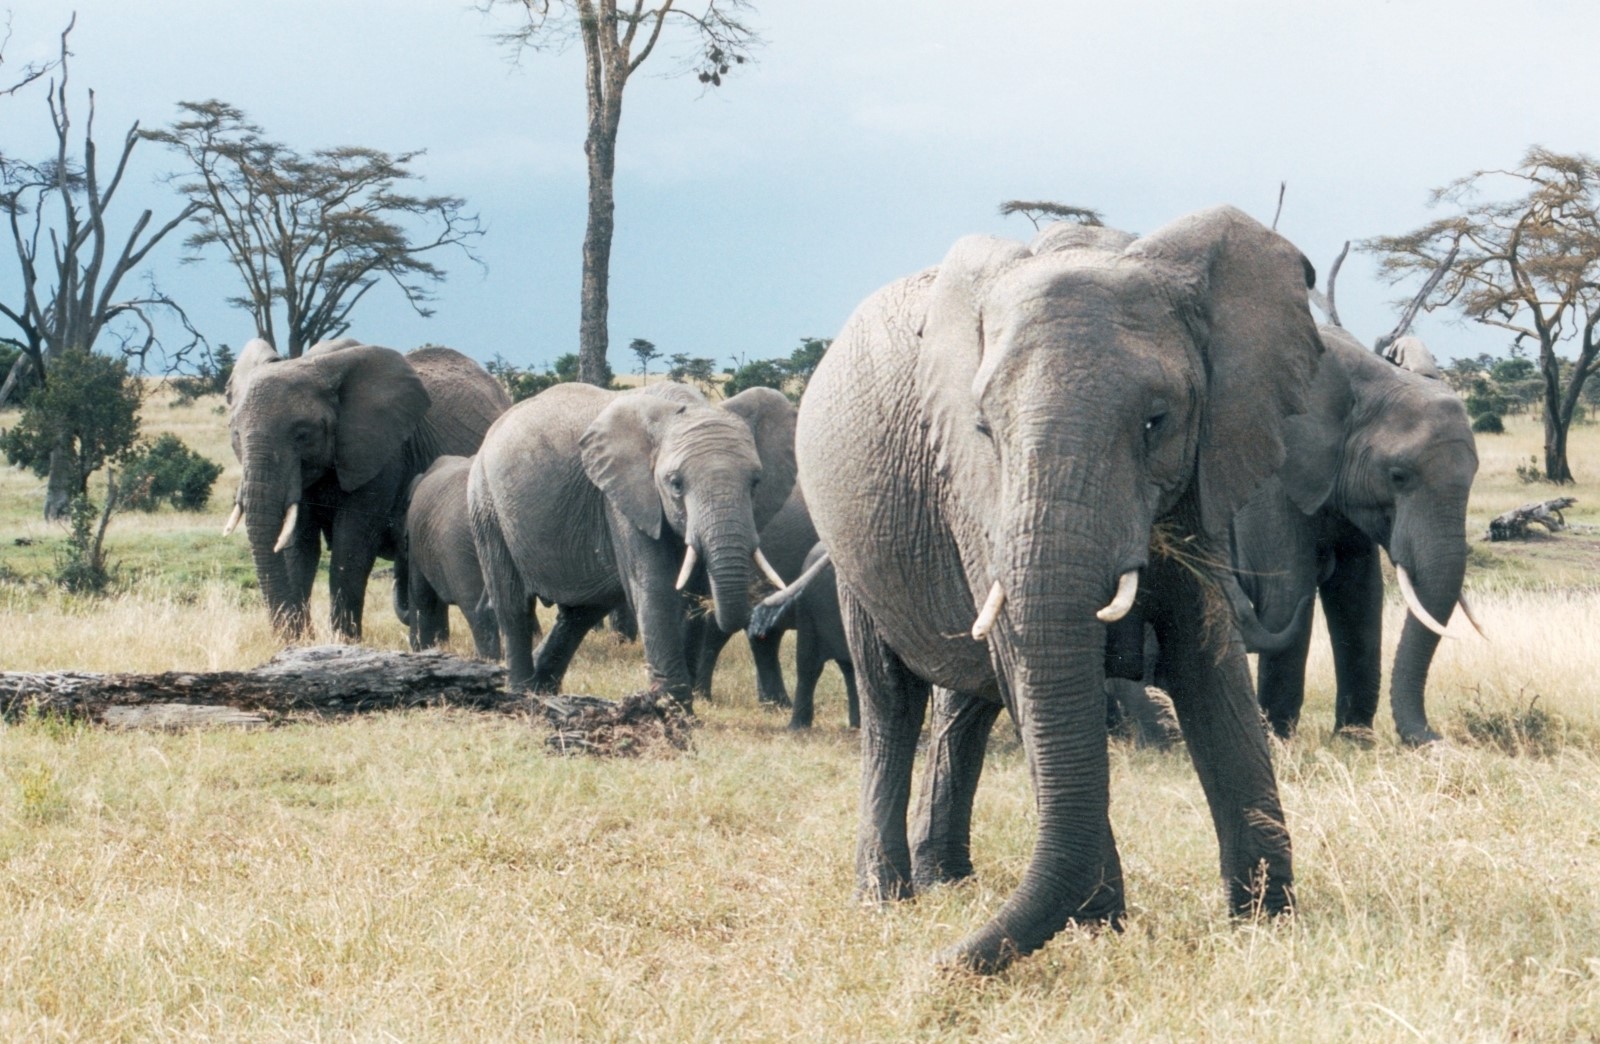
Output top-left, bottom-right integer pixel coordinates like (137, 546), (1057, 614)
(3, 0), (1599, 374)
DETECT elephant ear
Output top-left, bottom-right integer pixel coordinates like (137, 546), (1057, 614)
(1278, 326), (1357, 514)
(313, 345), (432, 492)
(720, 387), (797, 531)
(226, 338), (282, 412)
(915, 235), (1033, 476)
(1129, 205), (1324, 538)
(580, 393), (683, 541)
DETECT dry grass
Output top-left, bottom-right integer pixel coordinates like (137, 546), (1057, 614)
(2, 391), (1600, 1039)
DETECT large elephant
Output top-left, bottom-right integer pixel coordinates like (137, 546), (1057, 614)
(796, 207), (1324, 972)
(692, 486), (818, 707)
(225, 340), (511, 639)
(1233, 323), (1478, 745)
(468, 381), (796, 707)
(394, 454), (500, 658)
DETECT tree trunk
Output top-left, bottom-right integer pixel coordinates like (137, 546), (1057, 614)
(576, 5), (626, 389)
(43, 436), (79, 522)
(1544, 407), (1574, 483)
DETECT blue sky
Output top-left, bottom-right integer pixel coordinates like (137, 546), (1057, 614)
(4, 0), (1598, 373)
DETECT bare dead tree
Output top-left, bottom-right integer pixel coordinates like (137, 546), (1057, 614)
(488, 1), (761, 386)
(1373, 239), (1459, 357)
(1270, 181), (1286, 231)
(1367, 147), (1600, 483)
(0, 17), (201, 518)
(145, 100), (484, 358)
(999, 199), (1105, 231)
(1307, 240), (1349, 328)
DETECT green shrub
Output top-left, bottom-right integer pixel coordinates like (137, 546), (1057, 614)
(121, 433), (224, 512)
(1471, 412), (1505, 434)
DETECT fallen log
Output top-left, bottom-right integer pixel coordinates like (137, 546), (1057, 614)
(0, 646), (695, 755)
(1486, 497), (1578, 542)
(0, 646), (512, 727)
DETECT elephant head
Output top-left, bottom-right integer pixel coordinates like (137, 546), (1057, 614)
(228, 344), (431, 634)
(811, 205), (1323, 971)
(1277, 324), (1478, 741)
(580, 386), (796, 634)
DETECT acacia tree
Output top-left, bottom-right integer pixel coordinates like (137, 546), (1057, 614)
(0, 17), (201, 518)
(492, 1), (760, 386)
(1368, 147), (1600, 483)
(145, 100), (484, 358)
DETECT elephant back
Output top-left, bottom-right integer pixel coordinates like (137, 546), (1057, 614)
(406, 347), (514, 459)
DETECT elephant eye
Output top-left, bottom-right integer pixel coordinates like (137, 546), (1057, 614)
(1143, 411), (1168, 438)
(1388, 466), (1413, 490)
(974, 416), (993, 438)
(666, 473), (684, 497)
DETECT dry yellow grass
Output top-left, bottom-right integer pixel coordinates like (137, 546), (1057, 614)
(1, 388), (1599, 1039)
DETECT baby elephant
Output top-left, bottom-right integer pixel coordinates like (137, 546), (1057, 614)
(395, 455), (501, 658)
(749, 543), (858, 729)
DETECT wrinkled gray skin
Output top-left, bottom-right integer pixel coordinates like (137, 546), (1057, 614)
(797, 207), (1324, 972)
(227, 339), (511, 639)
(469, 381), (796, 707)
(1233, 324), (1477, 745)
(394, 455), (500, 658)
(692, 487), (818, 707)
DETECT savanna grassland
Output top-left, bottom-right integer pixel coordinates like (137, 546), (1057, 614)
(2, 387), (1600, 1041)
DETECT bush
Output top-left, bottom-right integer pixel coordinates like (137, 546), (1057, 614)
(120, 433), (224, 512)
(0, 347), (142, 490)
(1471, 412), (1505, 434)
(0, 339), (42, 405)
(723, 357), (788, 397)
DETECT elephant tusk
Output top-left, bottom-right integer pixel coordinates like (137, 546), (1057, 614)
(1396, 565), (1455, 640)
(1096, 570), (1139, 623)
(675, 544), (699, 591)
(753, 548), (786, 589)
(272, 503), (299, 553)
(222, 503), (242, 537)
(970, 581), (1006, 641)
(1456, 593), (1487, 640)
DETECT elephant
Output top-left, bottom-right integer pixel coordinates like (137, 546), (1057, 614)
(468, 381), (797, 707)
(1232, 323), (1478, 745)
(393, 454), (500, 658)
(224, 340), (511, 639)
(795, 206), (1324, 972)
(691, 486), (818, 708)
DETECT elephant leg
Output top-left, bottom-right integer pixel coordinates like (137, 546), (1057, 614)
(530, 603), (611, 694)
(464, 606), (502, 661)
(911, 687), (1002, 889)
(1254, 625), (1314, 739)
(788, 624), (823, 729)
(1319, 540), (1383, 732)
(410, 579), (448, 651)
(691, 622), (734, 703)
(750, 630), (790, 707)
(328, 505), (387, 641)
(839, 661), (860, 729)
(842, 584), (930, 902)
(1153, 568), (1294, 918)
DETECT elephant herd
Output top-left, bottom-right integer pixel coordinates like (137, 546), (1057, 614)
(222, 205), (1479, 972)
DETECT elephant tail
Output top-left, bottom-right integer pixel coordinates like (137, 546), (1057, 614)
(748, 548), (832, 639)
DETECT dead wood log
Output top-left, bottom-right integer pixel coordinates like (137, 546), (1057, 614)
(0, 646), (512, 727)
(0, 646), (695, 755)
(1486, 497), (1578, 541)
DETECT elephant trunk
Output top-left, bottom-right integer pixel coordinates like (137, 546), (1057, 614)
(1387, 502), (1469, 744)
(701, 515), (756, 633)
(241, 446), (307, 637)
(948, 518), (1129, 971)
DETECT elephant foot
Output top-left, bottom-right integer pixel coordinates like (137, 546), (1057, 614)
(757, 689), (792, 708)
(1227, 867), (1295, 919)
(1334, 724), (1378, 748)
(857, 866), (916, 904)
(935, 896), (1126, 976)
(1399, 726), (1444, 748)
(912, 863), (974, 892)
